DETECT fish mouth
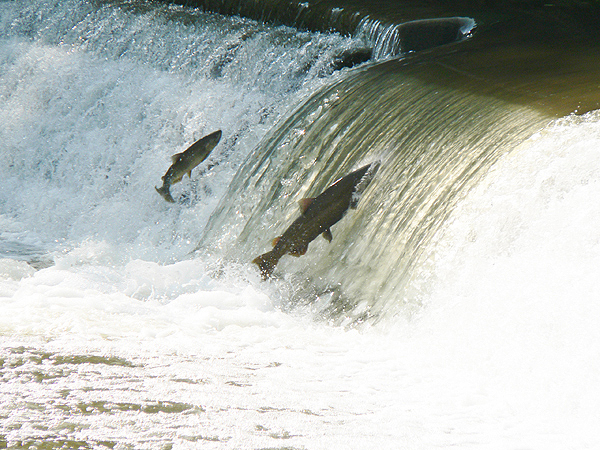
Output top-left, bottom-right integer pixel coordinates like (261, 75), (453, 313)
(358, 161), (380, 188)
(209, 129), (222, 144)
(352, 161), (380, 203)
(366, 160), (380, 177)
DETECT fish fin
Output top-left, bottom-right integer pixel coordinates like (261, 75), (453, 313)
(187, 170), (192, 178)
(322, 229), (333, 242)
(290, 243), (308, 257)
(271, 237), (281, 247)
(298, 198), (314, 214)
(252, 252), (279, 280)
(155, 185), (175, 203)
(171, 152), (183, 163)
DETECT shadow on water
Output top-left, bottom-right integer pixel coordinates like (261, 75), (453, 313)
(143, 0), (600, 114)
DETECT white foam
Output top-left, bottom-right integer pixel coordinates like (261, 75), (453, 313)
(400, 110), (600, 445)
(0, 0), (360, 264)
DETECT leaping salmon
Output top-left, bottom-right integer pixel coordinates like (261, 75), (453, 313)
(252, 162), (379, 279)
(155, 130), (222, 203)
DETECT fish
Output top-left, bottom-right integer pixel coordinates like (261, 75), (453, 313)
(155, 129), (222, 203)
(252, 162), (379, 279)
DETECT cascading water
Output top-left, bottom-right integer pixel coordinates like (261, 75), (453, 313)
(198, 59), (551, 322)
(1, 0), (600, 448)
(0, 0), (364, 263)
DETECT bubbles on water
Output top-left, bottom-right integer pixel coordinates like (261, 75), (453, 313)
(0, 259), (35, 282)
(429, 110), (600, 280)
(404, 110), (600, 416)
(0, 0), (365, 266)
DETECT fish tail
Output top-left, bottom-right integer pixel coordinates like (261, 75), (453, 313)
(155, 185), (175, 203)
(252, 251), (279, 279)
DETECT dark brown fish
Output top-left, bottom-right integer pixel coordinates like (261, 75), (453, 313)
(252, 162), (379, 279)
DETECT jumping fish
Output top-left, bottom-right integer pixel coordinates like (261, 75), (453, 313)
(155, 130), (222, 203)
(252, 162), (379, 279)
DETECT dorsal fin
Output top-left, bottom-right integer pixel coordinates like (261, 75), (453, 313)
(298, 198), (314, 214)
(171, 152), (183, 163)
(322, 229), (333, 243)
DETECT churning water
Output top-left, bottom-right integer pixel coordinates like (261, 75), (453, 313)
(1, 0), (600, 448)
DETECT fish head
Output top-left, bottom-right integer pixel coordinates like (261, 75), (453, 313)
(351, 161), (380, 206)
(355, 161), (379, 189)
(205, 129), (222, 150)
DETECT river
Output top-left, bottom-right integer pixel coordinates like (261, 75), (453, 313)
(1, 0), (600, 448)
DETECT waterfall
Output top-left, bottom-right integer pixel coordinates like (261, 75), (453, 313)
(198, 58), (551, 322)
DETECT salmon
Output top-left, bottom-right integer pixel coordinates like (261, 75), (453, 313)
(156, 130), (222, 203)
(253, 162), (379, 278)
